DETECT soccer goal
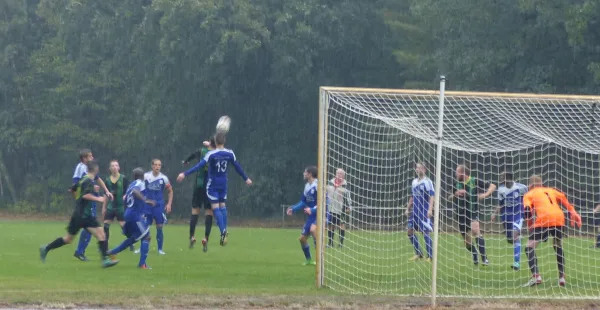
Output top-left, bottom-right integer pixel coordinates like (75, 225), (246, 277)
(316, 78), (600, 304)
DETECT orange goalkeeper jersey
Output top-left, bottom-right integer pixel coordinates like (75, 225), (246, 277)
(523, 187), (573, 228)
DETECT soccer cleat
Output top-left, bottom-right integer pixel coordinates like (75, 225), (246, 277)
(511, 262), (520, 271)
(74, 253), (89, 262)
(158, 250), (166, 255)
(202, 238), (208, 253)
(101, 257), (119, 268)
(425, 257), (432, 263)
(303, 259), (316, 266)
(522, 274), (542, 287)
(220, 231), (228, 246)
(189, 236), (197, 249)
(482, 259), (490, 266)
(139, 264), (152, 270)
(129, 244), (135, 251)
(409, 255), (423, 262)
(559, 276), (566, 287)
(134, 248), (140, 254)
(39, 246), (48, 263)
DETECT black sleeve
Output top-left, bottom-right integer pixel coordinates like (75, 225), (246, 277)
(183, 149), (202, 164)
(476, 179), (490, 193)
(122, 177), (130, 192)
(81, 178), (95, 196)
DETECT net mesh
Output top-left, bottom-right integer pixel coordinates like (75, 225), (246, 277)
(320, 88), (600, 298)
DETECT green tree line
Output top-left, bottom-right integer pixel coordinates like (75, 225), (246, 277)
(1, 0), (599, 218)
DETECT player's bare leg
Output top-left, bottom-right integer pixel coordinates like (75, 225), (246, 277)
(524, 239), (542, 287)
(297, 224), (317, 266)
(190, 207), (201, 249)
(471, 221), (488, 265)
(553, 237), (566, 286)
(201, 208), (213, 252)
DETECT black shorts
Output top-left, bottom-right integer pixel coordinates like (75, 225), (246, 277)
(329, 213), (347, 226)
(529, 226), (564, 242)
(192, 187), (210, 210)
(104, 208), (124, 222)
(457, 210), (479, 235)
(67, 212), (100, 236)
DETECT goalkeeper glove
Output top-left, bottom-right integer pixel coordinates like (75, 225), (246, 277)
(569, 211), (582, 228)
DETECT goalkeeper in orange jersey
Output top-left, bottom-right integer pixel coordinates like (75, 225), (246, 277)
(522, 175), (582, 287)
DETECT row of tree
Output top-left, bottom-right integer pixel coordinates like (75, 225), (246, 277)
(1, 0), (599, 218)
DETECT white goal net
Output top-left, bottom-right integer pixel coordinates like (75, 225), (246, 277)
(316, 80), (600, 301)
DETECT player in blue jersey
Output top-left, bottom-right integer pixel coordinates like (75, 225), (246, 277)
(177, 132), (252, 246)
(133, 159), (173, 255)
(405, 162), (435, 262)
(107, 168), (156, 269)
(286, 166), (319, 266)
(491, 171), (528, 270)
(70, 149), (113, 262)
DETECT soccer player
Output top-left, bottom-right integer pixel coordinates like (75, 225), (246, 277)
(326, 168), (352, 248)
(491, 171), (528, 270)
(405, 162), (434, 262)
(39, 160), (119, 268)
(522, 175), (582, 287)
(71, 149), (113, 261)
(177, 132), (252, 246)
(182, 139), (215, 252)
(449, 164), (496, 266)
(135, 159), (173, 255)
(107, 168), (156, 269)
(287, 166), (319, 266)
(101, 160), (130, 247)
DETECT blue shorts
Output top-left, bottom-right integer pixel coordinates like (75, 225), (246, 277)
(144, 205), (167, 225)
(123, 218), (150, 241)
(301, 219), (316, 236)
(407, 214), (433, 233)
(206, 187), (227, 204)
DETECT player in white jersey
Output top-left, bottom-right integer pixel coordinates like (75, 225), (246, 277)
(405, 162), (435, 261)
(491, 171), (528, 270)
(326, 168), (352, 248)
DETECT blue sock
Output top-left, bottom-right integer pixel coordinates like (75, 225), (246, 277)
(108, 237), (135, 255)
(139, 239), (149, 267)
(76, 230), (91, 255)
(157, 227), (164, 251)
(424, 233), (433, 258)
(301, 243), (311, 260)
(514, 239), (521, 264)
(220, 206), (227, 231)
(409, 234), (422, 257)
(213, 208), (225, 235)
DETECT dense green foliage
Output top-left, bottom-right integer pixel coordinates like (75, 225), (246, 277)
(1, 0), (600, 217)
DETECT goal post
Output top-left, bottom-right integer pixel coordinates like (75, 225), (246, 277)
(316, 80), (600, 303)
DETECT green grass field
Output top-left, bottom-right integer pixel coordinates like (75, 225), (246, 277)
(1, 219), (599, 309)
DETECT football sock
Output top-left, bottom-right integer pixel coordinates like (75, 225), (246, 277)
(554, 245), (565, 276)
(409, 234), (422, 257)
(514, 239), (522, 264)
(476, 236), (487, 261)
(76, 230), (91, 255)
(596, 233), (600, 247)
(46, 237), (66, 251)
(156, 227), (164, 251)
(328, 230), (334, 246)
(340, 229), (346, 246)
(139, 239), (149, 267)
(190, 214), (199, 239)
(213, 208), (225, 234)
(109, 237), (135, 255)
(220, 206), (228, 231)
(98, 240), (108, 258)
(301, 242), (311, 260)
(526, 247), (539, 275)
(205, 215), (213, 240)
(424, 232), (433, 258)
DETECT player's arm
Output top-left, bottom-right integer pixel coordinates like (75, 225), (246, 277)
(96, 177), (113, 200)
(427, 181), (435, 217)
(122, 177), (130, 193)
(165, 180), (173, 213)
(177, 159), (207, 182)
(491, 191), (504, 222)
(405, 197), (414, 216)
(287, 198), (306, 215)
(594, 204), (600, 213)
(522, 193), (534, 228)
(477, 179), (497, 200)
(81, 180), (105, 203)
(182, 148), (202, 165)
(344, 188), (352, 213)
(132, 188), (156, 206)
(101, 178), (108, 217)
(556, 190), (582, 228)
